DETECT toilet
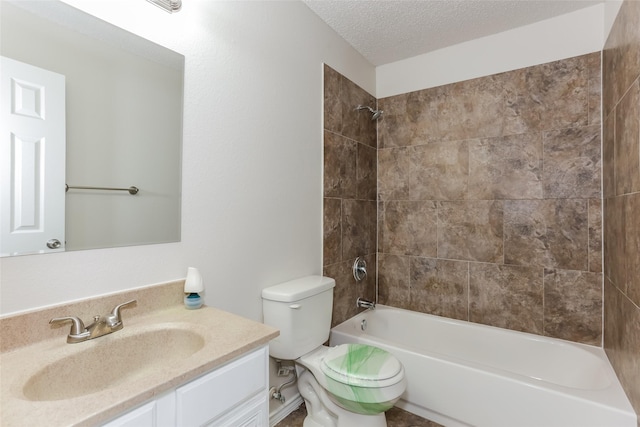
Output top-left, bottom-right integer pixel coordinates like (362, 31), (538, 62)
(262, 275), (406, 427)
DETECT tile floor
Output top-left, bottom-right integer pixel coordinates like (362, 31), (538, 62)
(275, 403), (443, 427)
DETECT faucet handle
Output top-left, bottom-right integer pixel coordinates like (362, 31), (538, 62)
(49, 316), (88, 337)
(109, 299), (137, 326)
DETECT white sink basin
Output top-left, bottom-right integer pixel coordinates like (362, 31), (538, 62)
(23, 325), (205, 401)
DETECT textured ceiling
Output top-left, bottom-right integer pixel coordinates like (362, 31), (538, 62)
(303, 0), (603, 66)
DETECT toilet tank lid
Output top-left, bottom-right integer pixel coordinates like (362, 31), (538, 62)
(261, 275), (335, 302)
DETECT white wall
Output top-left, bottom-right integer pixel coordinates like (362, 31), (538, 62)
(604, 0), (624, 42)
(377, 3), (606, 98)
(0, 0), (375, 317)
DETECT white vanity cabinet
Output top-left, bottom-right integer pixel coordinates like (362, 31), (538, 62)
(103, 346), (268, 427)
(101, 393), (176, 427)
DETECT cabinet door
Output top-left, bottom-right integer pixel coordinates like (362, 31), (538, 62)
(102, 391), (175, 427)
(176, 347), (267, 426)
(154, 391), (177, 427)
(206, 394), (268, 427)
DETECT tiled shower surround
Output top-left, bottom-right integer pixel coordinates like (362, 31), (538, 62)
(323, 66), (377, 326)
(376, 53), (603, 345)
(603, 0), (640, 418)
(324, 52), (603, 343)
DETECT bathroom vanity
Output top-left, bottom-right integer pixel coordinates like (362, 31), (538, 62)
(103, 346), (268, 427)
(0, 280), (278, 427)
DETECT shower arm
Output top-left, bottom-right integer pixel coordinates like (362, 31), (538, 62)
(355, 104), (383, 120)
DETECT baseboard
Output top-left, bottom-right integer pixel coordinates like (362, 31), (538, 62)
(269, 393), (304, 427)
(395, 399), (469, 427)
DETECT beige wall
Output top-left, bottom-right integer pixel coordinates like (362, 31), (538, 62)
(377, 3), (606, 98)
(602, 0), (640, 420)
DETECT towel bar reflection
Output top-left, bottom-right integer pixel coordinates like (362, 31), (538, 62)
(65, 184), (139, 195)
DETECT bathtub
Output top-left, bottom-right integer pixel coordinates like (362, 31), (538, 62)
(330, 305), (637, 427)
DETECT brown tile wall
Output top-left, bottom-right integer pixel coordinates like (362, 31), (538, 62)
(377, 53), (603, 345)
(323, 65), (377, 326)
(603, 0), (640, 420)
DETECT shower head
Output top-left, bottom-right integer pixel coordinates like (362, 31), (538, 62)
(356, 105), (383, 121)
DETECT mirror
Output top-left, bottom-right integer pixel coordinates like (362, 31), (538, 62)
(1, 0), (184, 257)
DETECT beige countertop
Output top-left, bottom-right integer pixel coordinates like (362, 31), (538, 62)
(0, 283), (278, 427)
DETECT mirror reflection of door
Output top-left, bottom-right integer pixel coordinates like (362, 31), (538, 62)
(1, 56), (66, 256)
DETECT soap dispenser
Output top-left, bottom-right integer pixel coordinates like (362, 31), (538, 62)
(184, 267), (204, 309)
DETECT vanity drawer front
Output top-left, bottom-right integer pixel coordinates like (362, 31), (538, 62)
(176, 346), (267, 426)
(102, 401), (156, 427)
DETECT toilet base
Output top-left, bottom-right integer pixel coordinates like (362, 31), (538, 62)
(298, 370), (387, 427)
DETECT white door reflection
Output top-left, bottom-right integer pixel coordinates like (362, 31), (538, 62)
(1, 56), (66, 256)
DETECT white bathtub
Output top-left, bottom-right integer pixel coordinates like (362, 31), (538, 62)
(330, 305), (637, 427)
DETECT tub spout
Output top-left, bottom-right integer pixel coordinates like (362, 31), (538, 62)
(356, 297), (375, 310)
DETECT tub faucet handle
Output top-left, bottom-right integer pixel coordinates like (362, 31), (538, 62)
(353, 257), (367, 281)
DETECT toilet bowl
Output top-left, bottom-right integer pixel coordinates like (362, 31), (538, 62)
(262, 276), (407, 427)
(298, 344), (406, 417)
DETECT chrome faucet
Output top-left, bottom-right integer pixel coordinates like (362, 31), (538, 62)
(49, 300), (137, 343)
(356, 297), (375, 310)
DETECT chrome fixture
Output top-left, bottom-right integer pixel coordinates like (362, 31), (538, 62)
(65, 184), (139, 195)
(355, 105), (383, 120)
(49, 300), (137, 343)
(146, 0), (182, 13)
(356, 297), (375, 310)
(353, 257), (367, 281)
(270, 361), (297, 403)
(46, 239), (62, 249)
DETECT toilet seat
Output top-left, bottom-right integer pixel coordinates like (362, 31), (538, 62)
(320, 344), (404, 388)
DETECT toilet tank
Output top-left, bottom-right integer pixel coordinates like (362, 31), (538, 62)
(262, 275), (335, 360)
